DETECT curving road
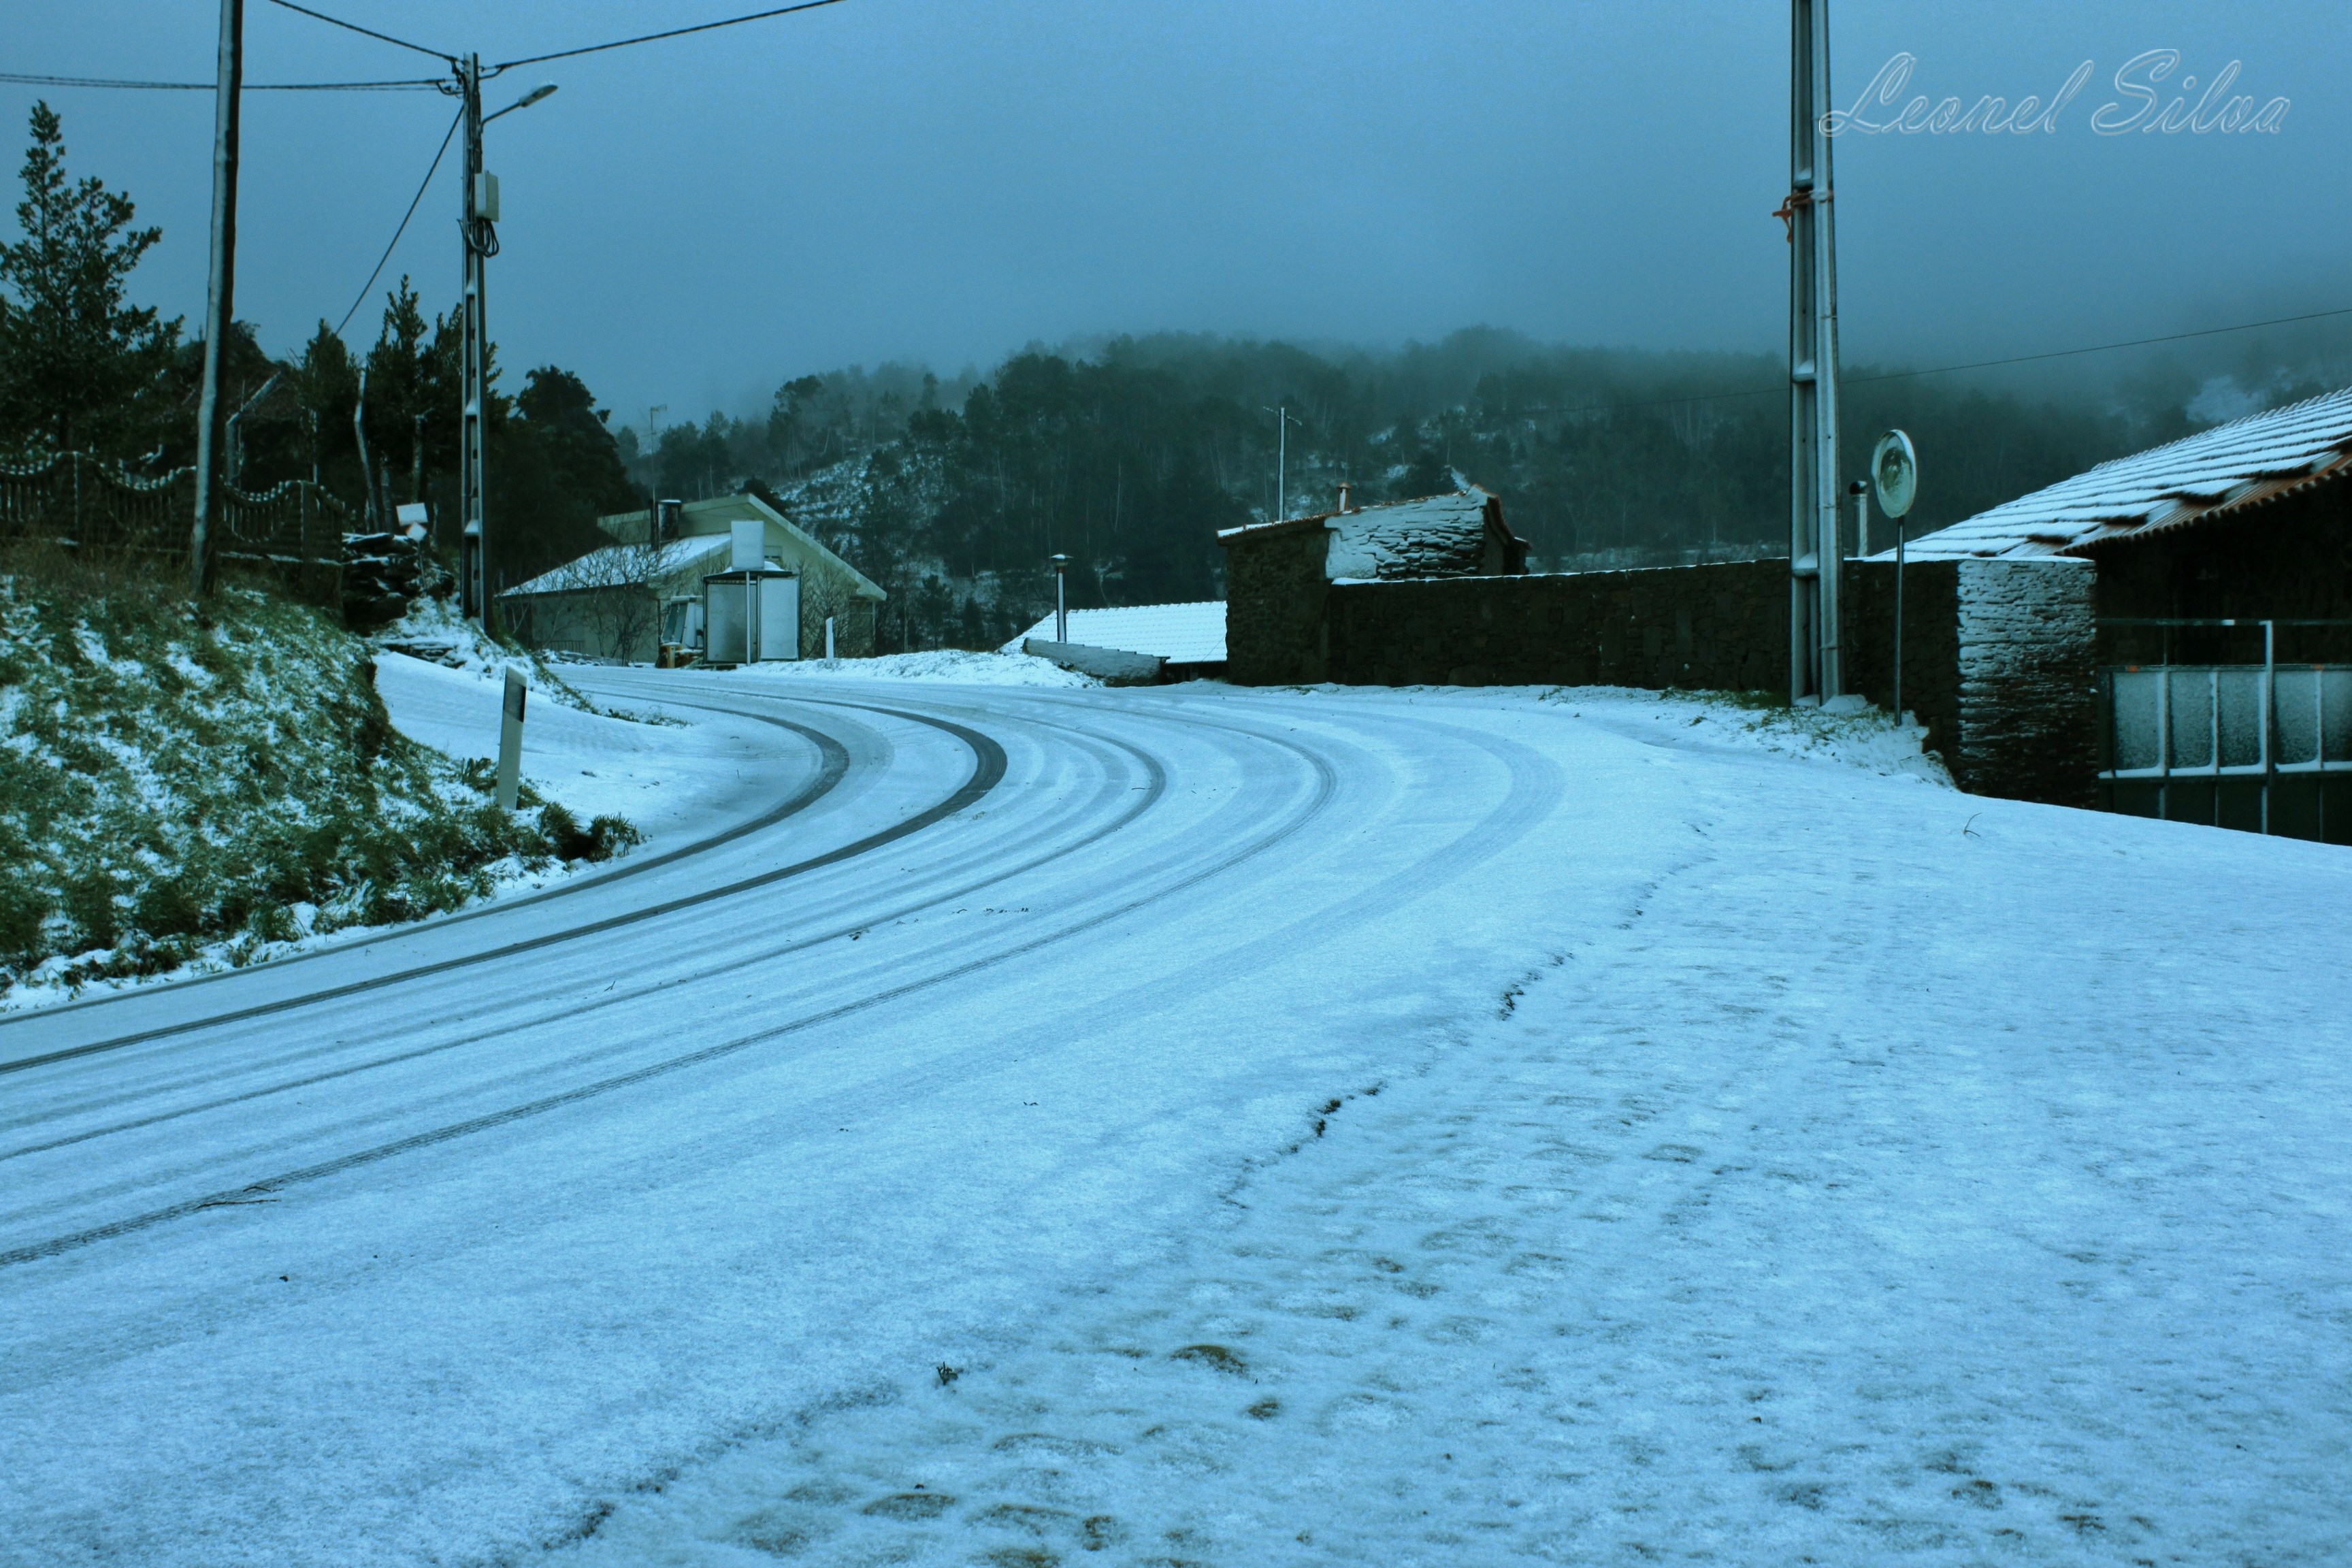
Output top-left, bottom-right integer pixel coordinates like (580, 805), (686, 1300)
(5, 674), (2346, 1566)
(0, 674), (1666, 1563)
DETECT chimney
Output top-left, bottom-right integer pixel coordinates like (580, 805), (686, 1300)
(1337, 480), (1352, 514)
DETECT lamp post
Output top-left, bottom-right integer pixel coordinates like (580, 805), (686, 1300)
(455, 69), (558, 627)
(1049, 553), (1068, 642)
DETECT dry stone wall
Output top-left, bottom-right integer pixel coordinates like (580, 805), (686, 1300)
(1224, 540), (2099, 804)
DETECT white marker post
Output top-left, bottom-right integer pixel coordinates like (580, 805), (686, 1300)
(495, 665), (526, 811)
(826, 615), (836, 660)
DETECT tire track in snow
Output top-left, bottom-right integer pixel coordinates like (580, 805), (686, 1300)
(0, 700), (998, 1077)
(0, 702), (1352, 1269)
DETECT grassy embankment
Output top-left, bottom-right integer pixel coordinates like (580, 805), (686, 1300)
(0, 570), (636, 997)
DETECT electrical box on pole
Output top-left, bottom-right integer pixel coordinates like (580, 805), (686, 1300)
(1786, 0), (1842, 702)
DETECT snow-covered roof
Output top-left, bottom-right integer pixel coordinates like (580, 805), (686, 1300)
(1884, 386), (2352, 561)
(1004, 601), (1227, 665)
(502, 535), (732, 597)
(1219, 486), (1514, 581)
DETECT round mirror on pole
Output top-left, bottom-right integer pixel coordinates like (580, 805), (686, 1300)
(1871, 429), (1917, 519)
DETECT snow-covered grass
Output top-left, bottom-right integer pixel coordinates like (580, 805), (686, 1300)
(0, 576), (637, 1009)
(696, 647), (1102, 687)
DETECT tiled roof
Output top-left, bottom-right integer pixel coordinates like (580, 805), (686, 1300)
(1885, 386), (2352, 560)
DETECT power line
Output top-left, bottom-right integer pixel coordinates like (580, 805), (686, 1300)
(263, 0), (455, 65)
(332, 101), (463, 338)
(491, 0), (849, 71)
(1848, 306), (2352, 386)
(0, 71), (438, 91)
(1532, 304), (2352, 419)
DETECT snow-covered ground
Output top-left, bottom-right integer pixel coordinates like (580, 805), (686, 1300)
(692, 647), (1102, 687)
(373, 651), (780, 846)
(1, 679), (2345, 1567)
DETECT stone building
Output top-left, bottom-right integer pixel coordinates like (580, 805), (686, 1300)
(1882, 385), (2352, 835)
(1218, 485), (1527, 683)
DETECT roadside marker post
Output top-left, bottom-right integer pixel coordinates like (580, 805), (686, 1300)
(495, 666), (527, 811)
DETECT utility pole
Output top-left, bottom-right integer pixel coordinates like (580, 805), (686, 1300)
(457, 52), (489, 626)
(1049, 553), (1069, 642)
(453, 67), (556, 628)
(188, 0), (242, 597)
(1785, 0), (1842, 702)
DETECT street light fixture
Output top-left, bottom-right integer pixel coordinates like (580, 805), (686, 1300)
(485, 82), (559, 122)
(1049, 553), (1069, 642)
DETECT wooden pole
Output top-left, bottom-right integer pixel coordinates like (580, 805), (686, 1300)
(189, 0), (243, 596)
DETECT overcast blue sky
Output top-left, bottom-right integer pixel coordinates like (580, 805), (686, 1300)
(6, 1), (2345, 424)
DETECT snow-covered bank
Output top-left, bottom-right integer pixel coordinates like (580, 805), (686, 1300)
(0, 581), (584, 1011)
(374, 653), (775, 848)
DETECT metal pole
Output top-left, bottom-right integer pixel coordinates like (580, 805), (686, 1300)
(1054, 556), (1068, 642)
(188, 0), (243, 597)
(459, 52), (489, 627)
(1891, 516), (1905, 721)
(1277, 406), (1286, 523)
(2262, 619), (2275, 834)
(1787, 0), (1842, 700)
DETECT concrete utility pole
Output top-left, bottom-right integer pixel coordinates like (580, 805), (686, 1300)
(1786, 0), (1843, 702)
(188, 0), (243, 597)
(1049, 553), (1069, 642)
(457, 53), (489, 625)
(454, 67), (556, 627)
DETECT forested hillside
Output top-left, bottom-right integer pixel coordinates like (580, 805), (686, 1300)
(630, 327), (2332, 654)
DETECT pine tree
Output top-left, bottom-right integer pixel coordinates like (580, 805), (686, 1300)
(0, 102), (180, 457)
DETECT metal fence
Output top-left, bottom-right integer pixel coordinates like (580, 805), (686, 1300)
(2098, 619), (2352, 843)
(0, 451), (350, 570)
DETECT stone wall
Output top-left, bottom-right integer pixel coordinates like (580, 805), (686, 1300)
(1324, 561), (1789, 691)
(1222, 517), (1335, 685)
(1951, 557), (2098, 806)
(1234, 551), (2097, 805)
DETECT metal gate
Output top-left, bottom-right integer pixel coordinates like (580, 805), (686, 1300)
(2098, 620), (2352, 842)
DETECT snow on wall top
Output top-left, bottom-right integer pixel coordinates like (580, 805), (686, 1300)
(1219, 487), (1503, 582)
(1002, 601), (1227, 665)
(1884, 385), (2352, 561)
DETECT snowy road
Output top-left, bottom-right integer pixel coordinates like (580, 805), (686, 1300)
(1, 677), (2347, 1566)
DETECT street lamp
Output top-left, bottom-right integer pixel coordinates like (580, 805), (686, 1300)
(1049, 553), (1069, 642)
(455, 64), (558, 627)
